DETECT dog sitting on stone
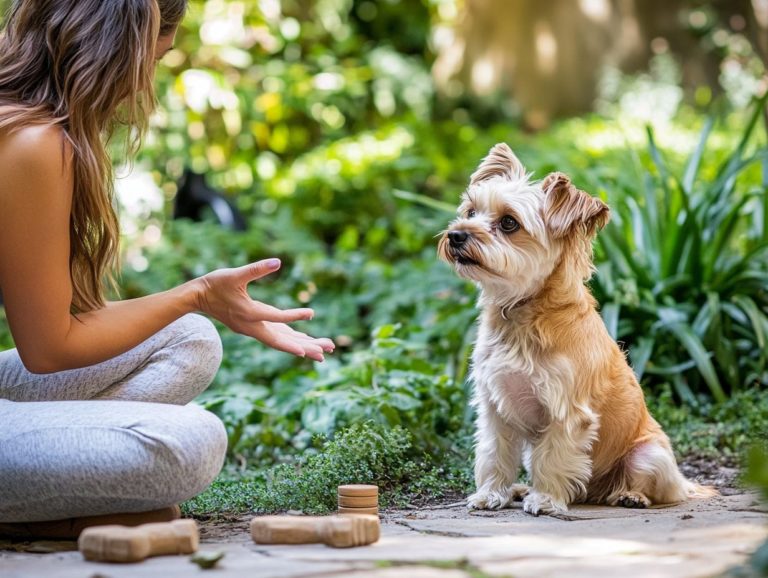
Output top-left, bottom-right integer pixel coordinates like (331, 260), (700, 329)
(438, 143), (716, 516)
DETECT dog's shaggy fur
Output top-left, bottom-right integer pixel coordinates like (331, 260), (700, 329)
(438, 144), (715, 515)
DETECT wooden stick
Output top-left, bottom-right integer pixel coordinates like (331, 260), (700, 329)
(78, 519), (199, 563)
(250, 515), (380, 548)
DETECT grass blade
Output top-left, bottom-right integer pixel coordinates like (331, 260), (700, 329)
(715, 93), (768, 183)
(762, 109), (768, 245)
(645, 359), (697, 375)
(692, 292), (720, 338)
(601, 302), (620, 340)
(682, 117), (714, 194)
(670, 373), (698, 407)
(732, 93), (768, 162)
(644, 125), (672, 250)
(731, 295), (767, 351)
(666, 323), (727, 403)
(710, 151), (768, 210)
(630, 336), (654, 381)
(392, 189), (456, 213)
(646, 126), (672, 211)
(704, 194), (753, 280)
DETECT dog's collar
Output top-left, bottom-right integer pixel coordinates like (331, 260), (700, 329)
(500, 296), (533, 320)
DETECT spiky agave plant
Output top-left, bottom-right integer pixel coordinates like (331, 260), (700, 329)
(593, 96), (768, 404)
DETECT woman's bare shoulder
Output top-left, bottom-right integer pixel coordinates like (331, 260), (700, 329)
(0, 123), (69, 164)
(0, 125), (73, 202)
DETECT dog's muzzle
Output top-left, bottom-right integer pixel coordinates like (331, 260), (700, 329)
(446, 230), (480, 266)
(448, 230), (469, 248)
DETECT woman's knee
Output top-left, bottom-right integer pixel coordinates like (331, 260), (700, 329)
(166, 314), (223, 395)
(178, 313), (223, 369)
(0, 402), (228, 521)
(173, 405), (228, 499)
(135, 404), (228, 503)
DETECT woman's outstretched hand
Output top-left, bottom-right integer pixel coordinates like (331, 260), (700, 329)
(193, 258), (335, 361)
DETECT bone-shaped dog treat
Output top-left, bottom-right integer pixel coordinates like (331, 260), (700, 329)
(250, 514), (380, 548)
(78, 519), (199, 563)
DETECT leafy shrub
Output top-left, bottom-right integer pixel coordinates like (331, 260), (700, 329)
(142, 0), (443, 200)
(592, 97), (768, 403)
(182, 421), (472, 517)
(649, 387), (768, 458)
(198, 313), (473, 467)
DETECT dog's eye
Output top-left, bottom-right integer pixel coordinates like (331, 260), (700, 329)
(499, 215), (520, 233)
(466, 209), (476, 218)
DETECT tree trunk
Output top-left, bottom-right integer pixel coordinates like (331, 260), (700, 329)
(434, 0), (758, 127)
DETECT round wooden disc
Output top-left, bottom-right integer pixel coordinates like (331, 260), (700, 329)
(337, 484), (378, 497)
(338, 494), (379, 508)
(337, 506), (379, 515)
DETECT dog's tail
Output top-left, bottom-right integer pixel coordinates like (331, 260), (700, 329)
(628, 441), (719, 503)
(684, 479), (719, 499)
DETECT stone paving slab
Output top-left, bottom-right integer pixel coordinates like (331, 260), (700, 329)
(0, 542), (378, 578)
(390, 492), (767, 542)
(1, 492), (765, 578)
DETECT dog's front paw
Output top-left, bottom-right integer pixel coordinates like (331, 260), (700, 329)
(467, 490), (504, 510)
(615, 491), (651, 509)
(467, 484), (529, 510)
(522, 491), (567, 516)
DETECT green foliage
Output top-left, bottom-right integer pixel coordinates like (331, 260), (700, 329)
(182, 421), (471, 517)
(746, 446), (768, 499)
(195, 275), (474, 466)
(591, 97), (768, 404)
(143, 0), (443, 190)
(648, 387), (768, 458)
(184, 383), (768, 518)
(0, 0), (766, 515)
(158, 102), (768, 475)
(117, 199), (478, 467)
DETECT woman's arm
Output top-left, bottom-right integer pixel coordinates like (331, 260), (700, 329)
(0, 125), (333, 374)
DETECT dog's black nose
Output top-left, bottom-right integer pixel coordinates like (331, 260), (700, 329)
(448, 230), (469, 248)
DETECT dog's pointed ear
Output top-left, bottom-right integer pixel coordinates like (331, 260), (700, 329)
(542, 172), (610, 238)
(470, 143), (526, 186)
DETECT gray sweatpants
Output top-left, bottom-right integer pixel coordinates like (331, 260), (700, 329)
(0, 314), (228, 523)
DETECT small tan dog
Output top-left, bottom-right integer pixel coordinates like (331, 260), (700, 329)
(438, 143), (715, 516)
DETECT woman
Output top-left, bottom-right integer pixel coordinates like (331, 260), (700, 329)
(0, 0), (334, 537)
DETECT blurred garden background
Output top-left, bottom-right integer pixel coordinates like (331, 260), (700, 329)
(1, 0), (768, 516)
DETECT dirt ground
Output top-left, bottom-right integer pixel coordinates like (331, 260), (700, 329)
(679, 455), (742, 492)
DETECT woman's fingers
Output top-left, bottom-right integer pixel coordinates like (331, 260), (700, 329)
(267, 336), (309, 358)
(272, 335), (325, 361)
(280, 326), (336, 352)
(303, 345), (326, 362)
(315, 337), (336, 352)
(250, 324), (307, 357)
(251, 322), (329, 361)
(251, 303), (314, 323)
(294, 334), (336, 352)
(235, 258), (282, 283)
(198, 264), (334, 359)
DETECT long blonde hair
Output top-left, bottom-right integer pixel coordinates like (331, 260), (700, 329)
(0, 0), (187, 312)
